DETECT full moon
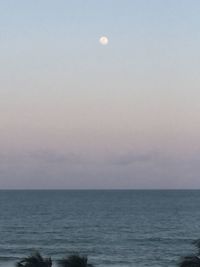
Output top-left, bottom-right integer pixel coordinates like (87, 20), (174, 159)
(99, 36), (109, 45)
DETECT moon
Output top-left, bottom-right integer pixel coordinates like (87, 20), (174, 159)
(99, 36), (109, 45)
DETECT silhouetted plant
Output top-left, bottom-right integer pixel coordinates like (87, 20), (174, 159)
(193, 240), (200, 254)
(179, 255), (200, 267)
(179, 240), (200, 267)
(16, 252), (52, 267)
(58, 254), (93, 267)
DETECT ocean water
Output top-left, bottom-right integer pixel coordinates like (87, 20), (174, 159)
(0, 190), (199, 267)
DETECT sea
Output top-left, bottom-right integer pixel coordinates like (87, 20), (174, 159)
(0, 190), (199, 267)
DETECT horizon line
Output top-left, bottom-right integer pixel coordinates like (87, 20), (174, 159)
(0, 188), (199, 191)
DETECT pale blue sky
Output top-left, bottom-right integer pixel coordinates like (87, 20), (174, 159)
(1, 1), (200, 189)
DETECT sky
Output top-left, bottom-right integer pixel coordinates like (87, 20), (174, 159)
(1, 0), (200, 189)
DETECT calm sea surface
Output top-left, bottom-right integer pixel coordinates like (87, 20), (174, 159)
(0, 190), (199, 267)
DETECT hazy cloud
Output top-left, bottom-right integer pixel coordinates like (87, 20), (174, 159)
(109, 151), (157, 165)
(0, 148), (200, 189)
(27, 150), (83, 164)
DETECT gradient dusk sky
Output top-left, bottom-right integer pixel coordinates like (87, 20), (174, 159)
(1, 0), (200, 189)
